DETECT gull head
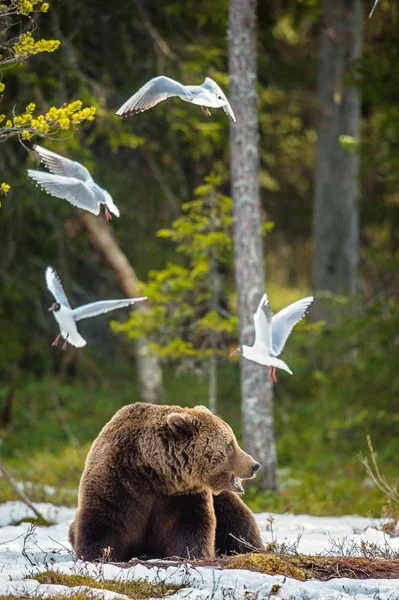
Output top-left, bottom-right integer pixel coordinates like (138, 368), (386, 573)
(203, 77), (230, 107)
(48, 302), (61, 313)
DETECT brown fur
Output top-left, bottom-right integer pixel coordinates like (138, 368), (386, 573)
(69, 402), (264, 561)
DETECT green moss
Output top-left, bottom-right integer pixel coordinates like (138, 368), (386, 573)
(224, 552), (399, 581)
(225, 553), (308, 581)
(0, 596), (93, 600)
(12, 516), (52, 527)
(32, 570), (185, 598)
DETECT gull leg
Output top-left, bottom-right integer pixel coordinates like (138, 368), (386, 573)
(104, 206), (112, 221)
(51, 333), (61, 347)
(61, 336), (69, 351)
(200, 106), (212, 117)
(268, 366), (278, 384)
(268, 367), (274, 383)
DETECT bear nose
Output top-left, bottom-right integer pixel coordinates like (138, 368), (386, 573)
(252, 462), (261, 473)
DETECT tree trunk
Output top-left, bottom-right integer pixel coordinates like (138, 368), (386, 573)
(79, 213), (163, 404)
(228, 0), (277, 490)
(312, 0), (363, 322)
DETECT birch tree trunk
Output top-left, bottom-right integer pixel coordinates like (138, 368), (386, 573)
(313, 0), (363, 322)
(79, 213), (163, 404)
(228, 0), (277, 490)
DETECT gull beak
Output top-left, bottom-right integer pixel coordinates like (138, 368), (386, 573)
(229, 346), (240, 357)
(48, 303), (56, 312)
(223, 103), (236, 124)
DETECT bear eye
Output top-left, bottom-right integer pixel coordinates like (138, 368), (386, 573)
(228, 441), (234, 452)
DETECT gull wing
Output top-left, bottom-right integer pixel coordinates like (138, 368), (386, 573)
(28, 170), (100, 215)
(72, 297), (147, 322)
(115, 76), (191, 117)
(45, 266), (71, 309)
(271, 296), (314, 356)
(33, 145), (91, 181)
(253, 293), (273, 351)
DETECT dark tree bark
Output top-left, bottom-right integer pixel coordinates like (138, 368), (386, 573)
(78, 213), (163, 404)
(313, 0), (363, 321)
(228, 0), (277, 490)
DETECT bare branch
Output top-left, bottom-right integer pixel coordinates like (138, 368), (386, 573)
(134, 0), (179, 63)
(0, 459), (47, 522)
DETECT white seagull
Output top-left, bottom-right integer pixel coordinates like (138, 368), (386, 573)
(28, 145), (120, 221)
(116, 75), (236, 123)
(230, 293), (314, 383)
(45, 267), (147, 350)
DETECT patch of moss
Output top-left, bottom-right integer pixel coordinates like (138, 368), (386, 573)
(225, 553), (308, 581)
(0, 597), (92, 600)
(32, 570), (185, 598)
(12, 516), (52, 527)
(223, 552), (399, 581)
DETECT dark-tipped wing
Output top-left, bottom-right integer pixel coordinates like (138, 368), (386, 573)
(72, 297), (147, 322)
(33, 145), (91, 182)
(115, 76), (191, 117)
(253, 293), (273, 351)
(28, 170), (100, 215)
(45, 266), (71, 309)
(271, 296), (314, 356)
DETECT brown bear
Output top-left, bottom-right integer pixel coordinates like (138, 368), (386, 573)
(69, 402), (264, 561)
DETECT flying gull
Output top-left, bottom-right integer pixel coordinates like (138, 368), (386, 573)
(45, 266), (146, 350)
(28, 145), (120, 221)
(230, 293), (314, 383)
(116, 76), (236, 123)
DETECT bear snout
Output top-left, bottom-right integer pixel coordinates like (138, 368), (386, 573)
(233, 449), (261, 480)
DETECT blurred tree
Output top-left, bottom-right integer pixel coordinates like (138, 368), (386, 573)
(113, 174), (236, 413)
(312, 0), (363, 321)
(78, 213), (164, 404)
(228, 0), (277, 490)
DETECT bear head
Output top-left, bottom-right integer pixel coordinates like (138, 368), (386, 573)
(164, 405), (261, 495)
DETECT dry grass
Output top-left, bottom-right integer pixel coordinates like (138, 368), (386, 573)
(32, 570), (184, 598)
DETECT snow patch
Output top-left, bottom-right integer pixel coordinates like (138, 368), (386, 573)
(0, 502), (398, 599)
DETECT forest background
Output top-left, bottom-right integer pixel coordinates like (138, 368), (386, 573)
(0, 0), (398, 518)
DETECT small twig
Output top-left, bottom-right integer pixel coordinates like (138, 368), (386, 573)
(0, 458), (46, 522)
(21, 523), (39, 566)
(359, 436), (399, 504)
(134, 0), (179, 62)
(369, 0), (380, 18)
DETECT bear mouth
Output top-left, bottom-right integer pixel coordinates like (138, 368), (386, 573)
(232, 475), (244, 494)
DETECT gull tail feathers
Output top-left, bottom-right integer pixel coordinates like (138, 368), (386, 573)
(268, 357), (293, 375)
(62, 331), (87, 348)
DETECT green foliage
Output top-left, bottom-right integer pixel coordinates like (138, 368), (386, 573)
(113, 174), (236, 370)
(0, 0), (95, 189)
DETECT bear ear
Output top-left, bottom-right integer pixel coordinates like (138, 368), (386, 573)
(167, 412), (194, 436)
(196, 405), (212, 414)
